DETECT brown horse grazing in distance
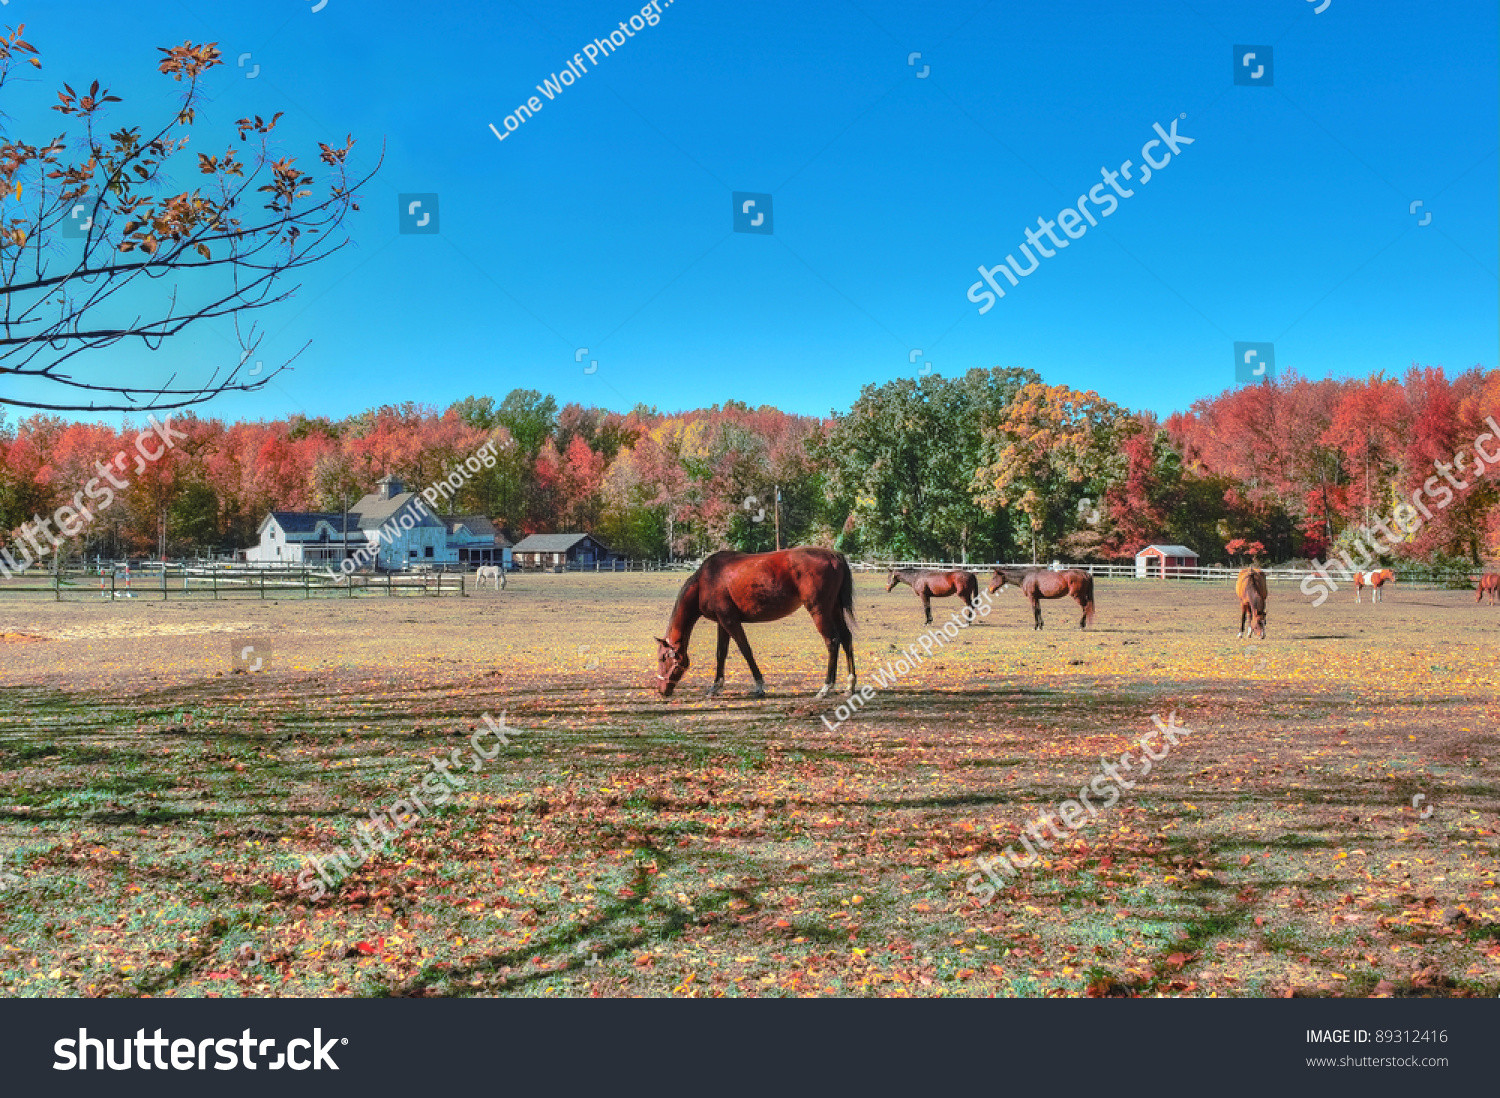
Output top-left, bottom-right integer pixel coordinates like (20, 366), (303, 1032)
(1236, 567), (1268, 639)
(886, 568), (980, 624)
(1476, 573), (1500, 605)
(988, 567), (1096, 630)
(655, 547), (856, 700)
(1354, 569), (1396, 602)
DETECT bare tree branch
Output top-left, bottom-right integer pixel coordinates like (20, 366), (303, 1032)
(0, 27), (380, 412)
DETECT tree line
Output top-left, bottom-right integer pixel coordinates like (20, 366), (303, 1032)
(2, 366), (1496, 568)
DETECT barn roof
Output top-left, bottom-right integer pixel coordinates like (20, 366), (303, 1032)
(445, 515), (511, 546)
(351, 492), (436, 528)
(265, 511), (363, 535)
(1137, 544), (1198, 557)
(512, 532), (605, 553)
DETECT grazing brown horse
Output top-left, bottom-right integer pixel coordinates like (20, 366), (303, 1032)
(886, 568), (980, 624)
(655, 547), (856, 699)
(1236, 567), (1268, 639)
(1476, 573), (1500, 605)
(988, 567), (1096, 629)
(1353, 568), (1396, 602)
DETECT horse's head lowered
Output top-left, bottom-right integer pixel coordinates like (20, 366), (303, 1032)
(885, 571), (902, 593)
(987, 569), (1011, 595)
(654, 636), (689, 696)
(1248, 602), (1267, 639)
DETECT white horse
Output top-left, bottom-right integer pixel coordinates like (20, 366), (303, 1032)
(475, 564), (505, 590)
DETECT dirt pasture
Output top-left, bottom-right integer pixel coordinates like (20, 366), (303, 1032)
(0, 572), (1496, 997)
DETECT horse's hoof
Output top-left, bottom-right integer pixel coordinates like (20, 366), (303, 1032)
(814, 684), (831, 699)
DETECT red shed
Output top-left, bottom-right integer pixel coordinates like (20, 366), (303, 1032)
(1135, 544), (1199, 578)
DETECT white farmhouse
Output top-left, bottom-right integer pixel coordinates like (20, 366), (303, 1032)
(245, 475), (456, 569)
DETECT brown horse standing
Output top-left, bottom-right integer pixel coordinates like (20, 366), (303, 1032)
(988, 567), (1096, 630)
(1354, 568), (1396, 602)
(1476, 573), (1500, 605)
(1236, 566), (1268, 639)
(886, 568), (980, 624)
(655, 547), (856, 699)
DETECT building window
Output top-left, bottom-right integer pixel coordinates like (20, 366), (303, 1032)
(424, 546), (434, 558)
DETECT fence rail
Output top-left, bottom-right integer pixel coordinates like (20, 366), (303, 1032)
(0, 566), (471, 600)
(1, 558), (1482, 599)
(0, 557), (697, 599)
(851, 560), (1480, 588)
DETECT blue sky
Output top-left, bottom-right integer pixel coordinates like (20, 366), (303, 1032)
(5, 0), (1496, 425)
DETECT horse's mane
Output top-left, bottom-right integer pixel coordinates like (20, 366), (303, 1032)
(662, 566), (703, 641)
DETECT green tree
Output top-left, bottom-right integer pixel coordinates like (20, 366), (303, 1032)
(496, 390), (558, 458)
(816, 367), (1040, 561)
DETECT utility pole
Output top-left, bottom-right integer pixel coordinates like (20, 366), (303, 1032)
(774, 485), (782, 551)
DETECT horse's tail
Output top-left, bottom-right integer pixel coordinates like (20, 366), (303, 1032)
(839, 555), (856, 633)
(1081, 573), (1096, 624)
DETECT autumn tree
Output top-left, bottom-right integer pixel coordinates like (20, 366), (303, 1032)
(0, 26), (374, 412)
(972, 381), (1130, 562)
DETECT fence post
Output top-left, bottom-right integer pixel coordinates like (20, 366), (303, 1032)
(212, 568), (218, 600)
(459, 572), (465, 598)
(110, 571), (116, 600)
(260, 572), (265, 600)
(161, 567), (167, 601)
(387, 571), (393, 597)
(54, 569), (60, 602)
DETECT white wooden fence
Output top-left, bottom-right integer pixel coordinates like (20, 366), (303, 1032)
(852, 560), (1477, 588)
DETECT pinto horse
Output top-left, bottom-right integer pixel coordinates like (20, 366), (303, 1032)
(886, 568), (980, 624)
(1354, 569), (1396, 602)
(988, 567), (1096, 630)
(655, 547), (855, 699)
(1476, 573), (1500, 605)
(1236, 566), (1268, 639)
